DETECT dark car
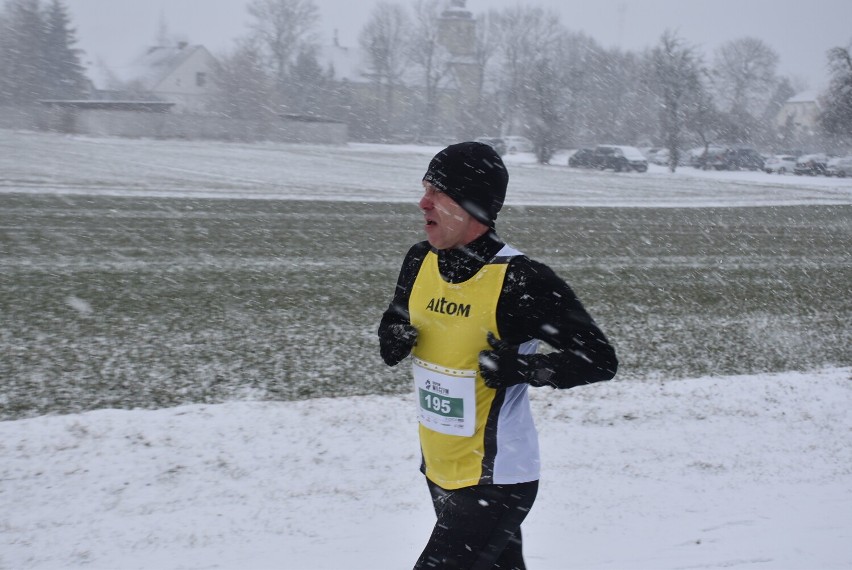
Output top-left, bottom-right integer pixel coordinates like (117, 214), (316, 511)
(794, 153), (828, 176)
(568, 148), (597, 168)
(591, 145), (648, 172)
(707, 147), (765, 170)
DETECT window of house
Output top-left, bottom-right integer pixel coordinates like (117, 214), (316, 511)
(196, 72), (207, 87)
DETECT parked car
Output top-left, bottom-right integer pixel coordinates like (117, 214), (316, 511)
(473, 136), (507, 156)
(689, 146), (726, 169)
(641, 147), (662, 160)
(794, 153), (829, 176)
(502, 136), (534, 153)
(707, 147), (765, 170)
(591, 144), (648, 172)
(763, 155), (797, 174)
(650, 148), (671, 166)
(826, 156), (852, 177)
(568, 148), (597, 168)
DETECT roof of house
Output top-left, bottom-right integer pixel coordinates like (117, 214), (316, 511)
(86, 44), (213, 93)
(117, 44), (211, 89)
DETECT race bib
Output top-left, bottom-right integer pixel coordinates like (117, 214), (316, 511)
(412, 357), (477, 437)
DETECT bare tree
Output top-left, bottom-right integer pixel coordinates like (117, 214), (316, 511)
(683, 73), (721, 156)
(711, 37), (779, 142)
(647, 30), (702, 172)
(407, 0), (452, 139)
(359, 2), (410, 140)
(581, 47), (651, 145)
(522, 30), (587, 163)
(493, 6), (562, 137)
(552, 32), (601, 148)
(247, 0), (320, 101)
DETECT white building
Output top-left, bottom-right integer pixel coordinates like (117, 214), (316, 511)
(776, 91), (821, 133)
(94, 43), (218, 114)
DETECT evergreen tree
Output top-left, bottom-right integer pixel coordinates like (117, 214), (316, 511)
(285, 47), (323, 115)
(0, 0), (44, 105)
(819, 45), (852, 139)
(761, 76), (796, 148)
(0, 0), (87, 104)
(42, 0), (88, 99)
(210, 39), (274, 121)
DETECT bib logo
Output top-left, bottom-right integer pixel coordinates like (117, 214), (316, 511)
(426, 296), (471, 318)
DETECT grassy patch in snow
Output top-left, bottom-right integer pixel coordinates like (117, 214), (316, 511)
(1, 193), (850, 419)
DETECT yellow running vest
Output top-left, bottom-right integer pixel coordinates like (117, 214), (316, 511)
(409, 246), (540, 489)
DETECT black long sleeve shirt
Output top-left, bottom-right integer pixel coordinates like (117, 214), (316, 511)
(378, 231), (618, 389)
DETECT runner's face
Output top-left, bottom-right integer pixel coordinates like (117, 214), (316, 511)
(419, 182), (476, 250)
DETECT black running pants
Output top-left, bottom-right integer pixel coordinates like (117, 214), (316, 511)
(414, 479), (539, 570)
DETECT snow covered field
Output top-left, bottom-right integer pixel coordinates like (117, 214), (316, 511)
(2, 368), (850, 569)
(1, 130), (851, 207)
(1, 130), (851, 569)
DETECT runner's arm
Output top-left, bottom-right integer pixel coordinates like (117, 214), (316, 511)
(495, 257), (618, 388)
(378, 242), (430, 366)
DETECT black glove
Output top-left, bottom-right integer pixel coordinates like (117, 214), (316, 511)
(478, 332), (555, 388)
(379, 322), (418, 366)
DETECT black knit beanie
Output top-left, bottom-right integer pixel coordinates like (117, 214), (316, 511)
(422, 141), (509, 227)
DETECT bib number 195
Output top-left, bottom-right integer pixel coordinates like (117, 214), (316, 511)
(419, 389), (463, 419)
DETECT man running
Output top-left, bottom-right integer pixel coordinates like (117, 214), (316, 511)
(378, 141), (618, 569)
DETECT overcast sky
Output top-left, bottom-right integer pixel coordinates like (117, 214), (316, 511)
(64, 0), (851, 91)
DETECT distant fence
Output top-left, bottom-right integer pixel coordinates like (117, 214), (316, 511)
(0, 104), (348, 145)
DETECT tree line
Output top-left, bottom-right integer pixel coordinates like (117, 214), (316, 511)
(1, 0), (850, 166)
(214, 0), (852, 165)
